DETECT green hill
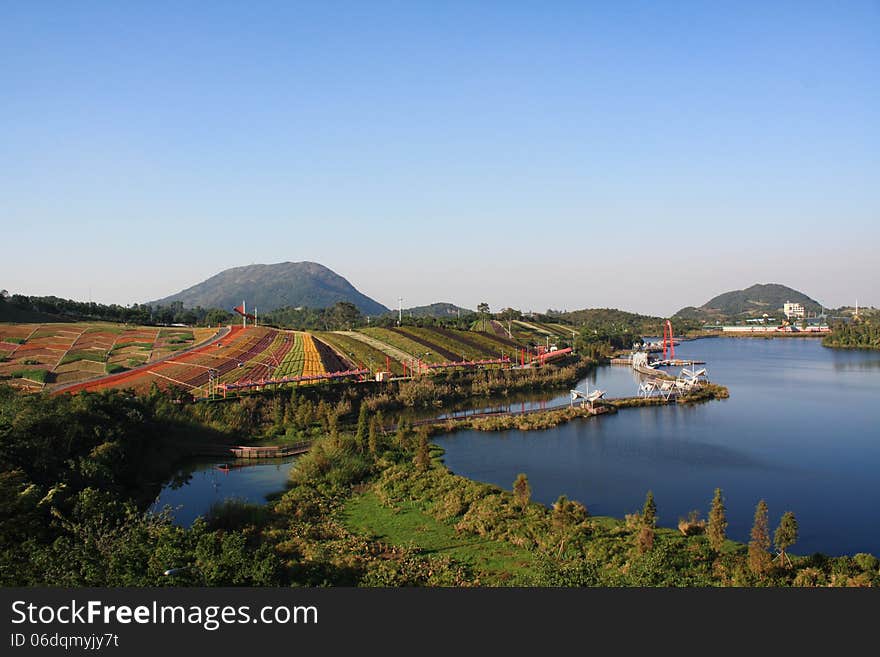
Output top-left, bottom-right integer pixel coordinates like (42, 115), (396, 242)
(675, 283), (823, 321)
(149, 261), (389, 316)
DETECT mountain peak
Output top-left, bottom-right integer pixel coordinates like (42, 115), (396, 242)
(149, 261), (389, 315)
(675, 283), (823, 320)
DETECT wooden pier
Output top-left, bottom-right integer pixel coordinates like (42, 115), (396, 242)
(192, 442), (312, 459)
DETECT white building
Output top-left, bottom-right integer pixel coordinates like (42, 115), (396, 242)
(783, 302), (805, 319)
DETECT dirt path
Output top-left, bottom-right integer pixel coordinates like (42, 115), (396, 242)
(334, 330), (415, 363)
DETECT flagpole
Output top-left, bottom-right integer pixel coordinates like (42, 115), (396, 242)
(243, 299), (246, 329)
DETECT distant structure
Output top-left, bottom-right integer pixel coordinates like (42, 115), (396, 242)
(783, 302), (805, 319)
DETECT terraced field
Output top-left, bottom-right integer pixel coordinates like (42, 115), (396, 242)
(317, 331), (403, 375)
(2, 317), (558, 396)
(393, 326), (494, 361)
(301, 334), (326, 377)
(312, 336), (353, 372)
(272, 332), (305, 378)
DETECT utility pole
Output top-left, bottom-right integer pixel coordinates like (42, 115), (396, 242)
(398, 296), (403, 326)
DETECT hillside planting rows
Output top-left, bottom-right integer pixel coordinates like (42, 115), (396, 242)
(1, 320), (576, 397)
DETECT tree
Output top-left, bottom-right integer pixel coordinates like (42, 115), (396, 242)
(367, 416), (379, 456)
(355, 404), (369, 453)
(327, 413), (339, 447)
(552, 495), (588, 530)
(414, 430), (430, 472)
(205, 308), (233, 326)
(513, 473), (531, 510)
(395, 419), (412, 450)
(551, 495), (589, 557)
(642, 491), (657, 528)
(476, 302), (491, 332)
(636, 525), (655, 554)
(748, 499), (772, 576)
(327, 301), (363, 330)
(708, 488), (728, 552)
(498, 307), (521, 321)
(774, 511), (798, 568)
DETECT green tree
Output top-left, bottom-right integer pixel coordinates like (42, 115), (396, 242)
(355, 404), (369, 453)
(513, 473), (531, 510)
(368, 416), (379, 456)
(748, 499), (772, 577)
(327, 413), (339, 447)
(395, 419), (412, 450)
(551, 495), (589, 557)
(774, 511), (798, 568)
(707, 488), (728, 552)
(414, 430), (430, 471)
(327, 301), (363, 330)
(552, 495), (588, 530)
(642, 490), (657, 528)
(477, 302), (491, 332)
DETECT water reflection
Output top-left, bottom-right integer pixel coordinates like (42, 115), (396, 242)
(153, 458), (295, 526)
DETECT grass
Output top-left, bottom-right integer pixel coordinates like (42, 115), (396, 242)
(396, 326), (495, 361)
(3, 337), (26, 344)
(59, 350), (108, 365)
(343, 490), (535, 583)
(112, 341), (154, 350)
(10, 369), (52, 384)
(358, 327), (445, 363)
(316, 331), (402, 375)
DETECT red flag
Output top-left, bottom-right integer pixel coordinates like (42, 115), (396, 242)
(233, 304), (245, 315)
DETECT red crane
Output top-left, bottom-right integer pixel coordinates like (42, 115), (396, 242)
(663, 320), (675, 360)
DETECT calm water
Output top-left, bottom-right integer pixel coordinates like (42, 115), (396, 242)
(153, 459), (295, 526)
(435, 338), (880, 556)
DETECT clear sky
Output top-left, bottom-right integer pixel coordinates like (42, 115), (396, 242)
(2, 1), (877, 316)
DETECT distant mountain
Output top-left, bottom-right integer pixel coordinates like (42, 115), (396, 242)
(394, 302), (473, 319)
(675, 283), (823, 320)
(149, 262), (389, 315)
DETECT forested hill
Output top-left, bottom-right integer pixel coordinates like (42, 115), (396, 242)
(552, 308), (665, 334)
(395, 303), (473, 319)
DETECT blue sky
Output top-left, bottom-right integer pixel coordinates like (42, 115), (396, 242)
(2, 1), (877, 315)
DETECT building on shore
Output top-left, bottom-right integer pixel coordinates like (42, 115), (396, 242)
(784, 302), (806, 319)
(720, 324), (829, 333)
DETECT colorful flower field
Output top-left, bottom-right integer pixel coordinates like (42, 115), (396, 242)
(46, 326), (360, 396)
(1, 320), (532, 396)
(0, 322), (224, 391)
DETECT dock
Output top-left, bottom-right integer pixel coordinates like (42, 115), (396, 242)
(192, 442), (312, 459)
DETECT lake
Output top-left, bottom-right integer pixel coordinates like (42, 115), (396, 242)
(153, 459), (295, 526)
(435, 338), (880, 556)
